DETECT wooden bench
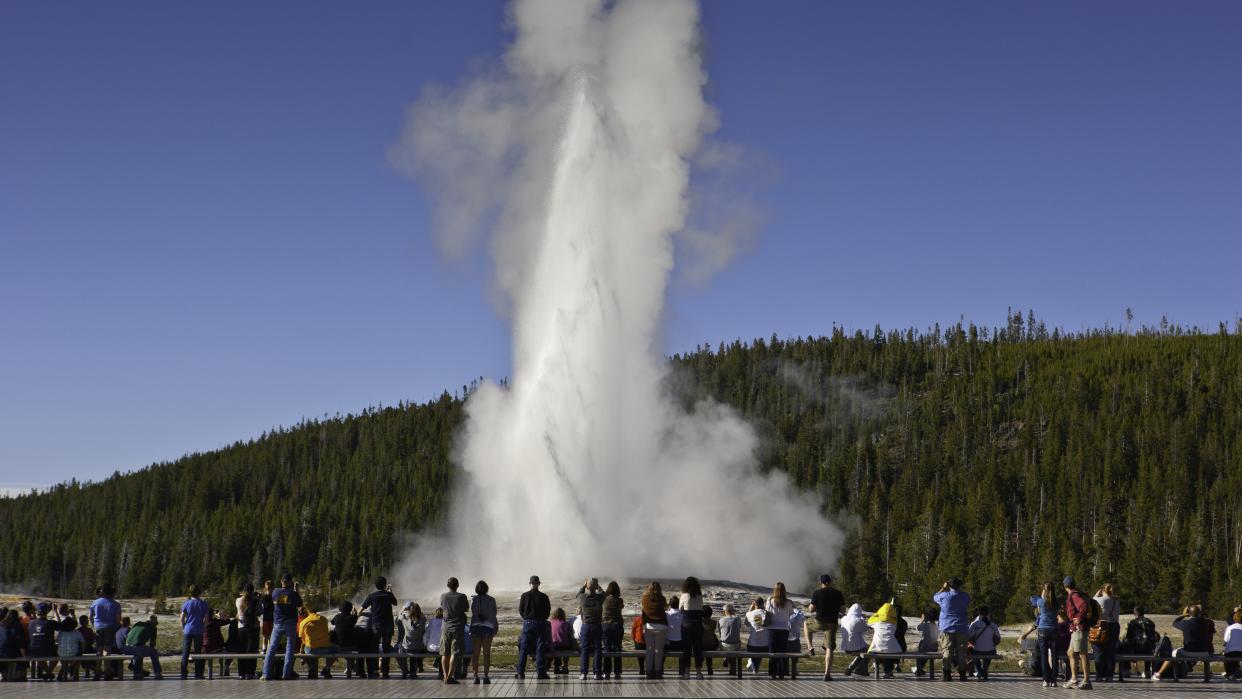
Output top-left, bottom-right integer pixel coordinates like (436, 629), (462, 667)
(189, 651), (439, 679)
(864, 651), (1000, 680)
(1115, 651), (1235, 682)
(0, 655), (136, 680)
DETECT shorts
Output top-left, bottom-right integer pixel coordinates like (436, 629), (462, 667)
(807, 620), (838, 650)
(95, 626), (118, 651)
(261, 621), (273, 638)
(470, 625), (496, 639)
(440, 626), (466, 657)
(1069, 630), (1089, 653)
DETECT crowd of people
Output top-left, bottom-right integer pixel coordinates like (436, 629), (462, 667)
(2, 572), (1240, 687)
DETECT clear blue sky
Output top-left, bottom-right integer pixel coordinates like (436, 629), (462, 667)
(2, 0), (1238, 489)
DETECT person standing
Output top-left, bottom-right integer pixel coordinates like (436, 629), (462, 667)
(1030, 582), (1060, 687)
(361, 576), (398, 679)
(679, 577), (706, 679)
(806, 574), (844, 681)
(179, 586), (210, 680)
(1092, 583), (1120, 682)
(933, 576), (971, 681)
(261, 573), (302, 681)
(469, 580), (497, 684)
(640, 581), (669, 679)
(258, 580), (274, 654)
(516, 575), (551, 680)
(601, 581), (625, 679)
(1063, 576), (1094, 689)
(438, 577), (468, 685)
(89, 583), (122, 681)
(576, 577), (605, 680)
(765, 583), (795, 679)
(235, 582), (260, 679)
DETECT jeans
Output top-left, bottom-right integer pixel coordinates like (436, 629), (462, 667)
(1038, 629), (1059, 684)
(601, 623), (622, 677)
(683, 618), (704, 672)
(580, 622), (602, 677)
(180, 634), (204, 678)
(1224, 650), (1242, 678)
(747, 641), (768, 674)
(263, 622), (297, 679)
(516, 619), (548, 676)
(376, 625), (394, 677)
(973, 656), (992, 679)
(303, 645), (339, 676)
(1092, 622), (1119, 680)
(767, 629), (789, 677)
(938, 631), (968, 677)
(643, 625), (668, 678)
(236, 625), (260, 676)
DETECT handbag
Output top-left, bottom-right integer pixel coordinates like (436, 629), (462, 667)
(1088, 623), (1110, 644)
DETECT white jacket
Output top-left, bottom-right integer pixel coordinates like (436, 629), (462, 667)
(839, 603), (869, 653)
(868, 621), (900, 653)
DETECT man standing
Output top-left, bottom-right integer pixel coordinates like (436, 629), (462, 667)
(361, 576), (399, 678)
(439, 577), (469, 685)
(262, 573), (302, 681)
(1063, 576), (1094, 690)
(517, 575), (551, 680)
(806, 574), (845, 681)
(933, 577), (971, 681)
(577, 578), (605, 680)
(179, 586), (210, 679)
(90, 583), (123, 680)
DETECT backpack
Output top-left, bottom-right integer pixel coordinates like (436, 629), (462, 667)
(1129, 617), (1157, 652)
(630, 615), (644, 644)
(1085, 597), (1102, 626)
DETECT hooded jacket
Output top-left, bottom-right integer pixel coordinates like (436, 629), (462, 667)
(840, 603), (870, 653)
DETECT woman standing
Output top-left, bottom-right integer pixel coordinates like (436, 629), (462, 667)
(259, 580), (274, 654)
(1030, 582), (1060, 687)
(765, 583), (794, 679)
(679, 577), (706, 679)
(601, 582), (624, 679)
(1092, 583), (1121, 682)
(235, 582), (260, 679)
(640, 582), (668, 679)
(469, 580), (497, 685)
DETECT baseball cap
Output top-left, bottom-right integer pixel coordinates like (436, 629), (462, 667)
(1063, 576), (1076, 587)
(36, 602), (51, 614)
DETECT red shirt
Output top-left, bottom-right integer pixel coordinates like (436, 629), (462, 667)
(1064, 591), (1089, 632)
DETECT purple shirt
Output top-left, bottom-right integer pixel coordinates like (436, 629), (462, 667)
(90, 597), (121, 630)
(181, 598), (210, 636)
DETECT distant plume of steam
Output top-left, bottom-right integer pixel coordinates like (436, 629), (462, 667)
(390, 0), (841, 592)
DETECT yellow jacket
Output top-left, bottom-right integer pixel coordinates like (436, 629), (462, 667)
(298, 612), (331, 649)
(868, 602), (898, 625)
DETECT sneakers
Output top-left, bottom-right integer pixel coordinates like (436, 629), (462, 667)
(483, 677), (491, 684)
(579, 673), (588, 681)
(1080, 682), (1093, 690)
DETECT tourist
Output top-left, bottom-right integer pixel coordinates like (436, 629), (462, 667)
(1093, 583), (1121, 681)
(718, 603), (742, 658)
(353, 610), (379, 678)
(744, 596), (769, 674)
(765, 582), (794, 679)
(576, 577), (604, 680)
(438, 577), (468, 685)
(396, 602), (427, 677)
(75, 615), (96, 680)
(630, 611), (646, 675)
(601, 581), (624, 679)
(360, 577), (398, 678)
(179, 585), (210, 680)
(1120, 605), (1158, 679)
(28, 603), (58, 681)
(680, 577), (706, 679)
(934, 577), (971, 681)
(1029, 581), (1059, 687)
(424, 607), (444, 660)
(261, 572), (302, 681)
(806, 574), (844, 681)
(469, 579), (497, 684)
(664, 596), (685, 677)
(966, 605), (1000, 680)
(1062, 576), (1093, 689)
(1154, 604), (1213, 681)
(1223, 607), (1242, 680)
(89, 583), (122, 681)
(112, 617), (133, 676)
(297, 604), (337, 680)
(517, 575), (551, 680)
(914, 607), (939, 677)
(1, 609), (26, 681)
(259, 580), (274, 653)
(56, 615), (85, 681)
(867, 599), (901, 678)
(701, 604), (719, 676)
(235, 582), (260, 679)
(330, 601), (357, 658)
(839, 602), (869, 676)
(641, 581), (669, 679)
(550, 607), (573, 674)
(121, 615), (162, 680)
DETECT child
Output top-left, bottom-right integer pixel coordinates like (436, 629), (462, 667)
(76, 615), (96, 679)
(56, 616), (85, 681)
(914, 607), (939, 677)
(550, 608), (573, 675)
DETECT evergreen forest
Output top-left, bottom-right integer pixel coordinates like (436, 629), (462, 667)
(1, 314), (1238, 621)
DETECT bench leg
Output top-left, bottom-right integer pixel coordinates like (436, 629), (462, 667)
(930, 658), (935, 680)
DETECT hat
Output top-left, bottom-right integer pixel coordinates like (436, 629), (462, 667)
(819, 574), (832, 584)
(1063, 576), (1076, 588)
(36, 602), (51, 614)
(529, 575), (541, 585)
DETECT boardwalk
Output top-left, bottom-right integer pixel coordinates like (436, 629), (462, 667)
(0, 675), (1238, 699)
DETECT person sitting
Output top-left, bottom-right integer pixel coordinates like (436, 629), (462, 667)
(353, 610), (379, 678)
(966, 606), (1000, 680)
(1154, 605), (1214, 681)
(867, 600), (901, 678)
(298, 605), (338, 680)
(1, 609), (27, 682)
(1120, 606), (1158, 679)
(550, 608), (574, 675)
(56, 615), (85, 681)
(1223, 607), (1242, 681)
(717, 604), (742, 674)
(28, 603), (58, 681)
(396, 602), (427, 677)
(424, 608), (444, 675)
(915, 607), (939, 677)
(744, 596), (769, 675)
(840, 603), (870, 676)
(122, 615), (163, 680)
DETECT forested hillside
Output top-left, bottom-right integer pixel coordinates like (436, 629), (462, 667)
(2, 315), (1238, 619)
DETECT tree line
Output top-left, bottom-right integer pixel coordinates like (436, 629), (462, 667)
(1, 313), (1237, 621)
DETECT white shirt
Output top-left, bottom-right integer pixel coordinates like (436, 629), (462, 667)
(1224, 622), (1242, 654)
(788, 608), (805, 642)
(573, 616), (583, 642)
(764, 600), (793, 630)
(745, 609), (769, 647)
(666, 609), (683, 642)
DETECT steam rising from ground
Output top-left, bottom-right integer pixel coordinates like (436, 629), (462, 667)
(391, 0), (841, 593)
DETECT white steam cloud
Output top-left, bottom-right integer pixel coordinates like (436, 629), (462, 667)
(391, 0), (841, 592)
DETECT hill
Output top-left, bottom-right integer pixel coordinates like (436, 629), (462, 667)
(1, 313), (1238, 619)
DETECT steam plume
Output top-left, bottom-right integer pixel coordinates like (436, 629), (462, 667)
(391, 0), (841, 591)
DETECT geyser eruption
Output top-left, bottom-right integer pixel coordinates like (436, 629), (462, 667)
(392, 0), (841, 591)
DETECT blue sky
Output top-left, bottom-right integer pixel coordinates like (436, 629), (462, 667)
(2, 0), (1239, 488)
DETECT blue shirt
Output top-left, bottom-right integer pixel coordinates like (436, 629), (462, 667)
(933, 588), (971, 634)
(1030, 596), (1057, 631)
(90, 597), (121, 629)
(181, 598), (210, 636)
(115, 626), (131, 649)
(270, 587), (302, 626)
